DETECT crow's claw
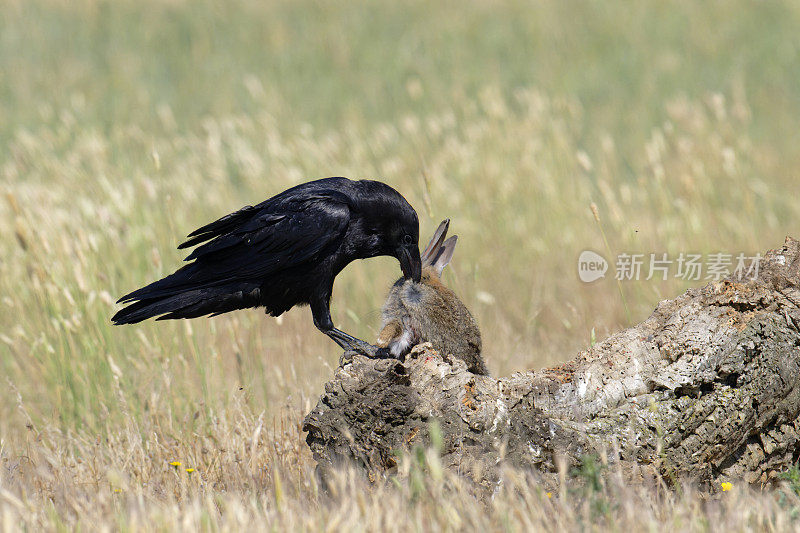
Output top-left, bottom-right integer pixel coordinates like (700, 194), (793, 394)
(338, 344), (396, 367)
(326, 328), (388, 358)
(339, 349), (358, 366)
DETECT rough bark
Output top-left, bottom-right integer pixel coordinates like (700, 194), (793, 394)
(303, 237), (800, 489)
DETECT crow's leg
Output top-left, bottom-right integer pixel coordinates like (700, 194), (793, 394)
(311, 296), (389, 358)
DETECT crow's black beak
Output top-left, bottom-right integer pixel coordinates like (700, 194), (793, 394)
(400, 246), (422, 282)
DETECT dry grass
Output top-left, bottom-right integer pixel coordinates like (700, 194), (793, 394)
(3, 400), (799, 531)
(2, 0), (800, 530)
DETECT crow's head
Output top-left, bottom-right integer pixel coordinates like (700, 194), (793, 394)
(358, 180), (422, 282)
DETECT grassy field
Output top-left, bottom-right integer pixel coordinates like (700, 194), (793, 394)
(2, 0), (800, 529)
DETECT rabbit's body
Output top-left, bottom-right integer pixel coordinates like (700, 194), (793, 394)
(377, 220), (488, 375)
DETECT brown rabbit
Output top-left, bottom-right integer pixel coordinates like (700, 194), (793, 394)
(377, 220), (488, 375)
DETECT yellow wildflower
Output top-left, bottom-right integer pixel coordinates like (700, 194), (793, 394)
(185, 468), (195, 474)
(546, 492), (552, 499)
(721, 482), (732, 492)
(169, 461), (181, 467)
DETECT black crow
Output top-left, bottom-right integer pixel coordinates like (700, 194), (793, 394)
(111, 177), (422, 353)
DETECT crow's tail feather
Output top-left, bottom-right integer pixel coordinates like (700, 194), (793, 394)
(112, 282), (261, 325)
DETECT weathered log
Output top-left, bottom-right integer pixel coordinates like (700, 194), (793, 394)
(303, 237), (800, 489)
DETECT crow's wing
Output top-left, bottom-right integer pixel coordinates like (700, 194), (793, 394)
(179, 178), (354, 252)
(117, 191), (352, 304)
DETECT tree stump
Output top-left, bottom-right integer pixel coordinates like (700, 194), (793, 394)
(303, 237), (800, 489)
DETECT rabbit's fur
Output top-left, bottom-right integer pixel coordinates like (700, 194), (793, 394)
(377, 220), (488, 375)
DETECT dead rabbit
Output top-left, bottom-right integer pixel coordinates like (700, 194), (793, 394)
(377, 219), (488, 375)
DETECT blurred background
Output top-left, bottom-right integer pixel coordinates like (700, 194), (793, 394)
(1, 0), (798, 491)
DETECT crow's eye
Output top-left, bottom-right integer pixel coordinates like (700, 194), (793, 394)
(402, 234), (414, 245)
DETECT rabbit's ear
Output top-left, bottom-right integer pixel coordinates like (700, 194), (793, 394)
(421, 219), (450, 267)
(431, 235), (458, 277)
